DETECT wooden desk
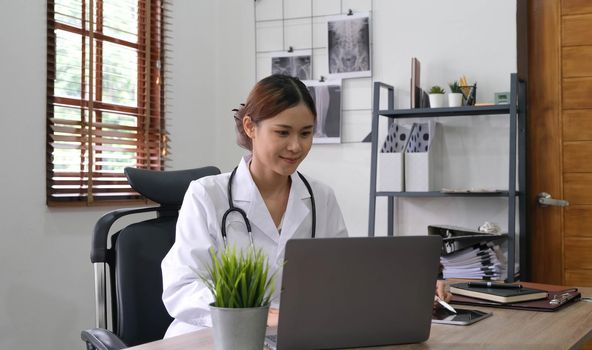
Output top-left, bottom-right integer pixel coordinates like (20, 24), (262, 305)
(129, 287), (592, 350)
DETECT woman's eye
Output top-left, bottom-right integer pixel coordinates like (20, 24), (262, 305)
(301, 131), (312, 137)
(276, 130), (289, 136)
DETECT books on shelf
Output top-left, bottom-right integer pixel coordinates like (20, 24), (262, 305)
(450, 282), (548, 304)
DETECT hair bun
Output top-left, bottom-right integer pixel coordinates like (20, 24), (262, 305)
(232, 103), (246, 120)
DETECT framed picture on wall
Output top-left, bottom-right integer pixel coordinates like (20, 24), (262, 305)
(327, 13), (371, 79)
(305, 79), (342, 144)
(270, 50), (312, 81)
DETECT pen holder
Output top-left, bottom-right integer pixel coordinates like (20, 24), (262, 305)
(460, 84), (477, 106)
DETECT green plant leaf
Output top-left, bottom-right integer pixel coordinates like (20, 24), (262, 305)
(198, 245), (279, 308)
(448, 81), (462, 93)
(429, 85), (445, 94)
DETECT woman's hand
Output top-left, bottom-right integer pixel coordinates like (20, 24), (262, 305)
(436, 280), (452, 302)
(267, 307), (279, 327)
(433, 280), (452, 308)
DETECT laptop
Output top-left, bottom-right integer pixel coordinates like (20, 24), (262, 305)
(265, 235), (442, 350)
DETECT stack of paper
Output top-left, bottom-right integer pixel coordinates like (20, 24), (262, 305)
(441, 242), (507, 280)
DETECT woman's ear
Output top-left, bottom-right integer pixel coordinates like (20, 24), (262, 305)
(243, 115), (255, 139)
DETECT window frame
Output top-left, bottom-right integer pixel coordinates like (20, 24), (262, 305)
(46, 0), (166, 207)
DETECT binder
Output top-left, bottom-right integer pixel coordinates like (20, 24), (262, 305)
(428, 225), (507, 255)
(429, 225), (508, 280)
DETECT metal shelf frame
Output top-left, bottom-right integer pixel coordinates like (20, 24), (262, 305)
(367, 74), (527, 282)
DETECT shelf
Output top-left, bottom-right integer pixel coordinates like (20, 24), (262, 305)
(378, 105), (511, 119)
(369, 75), (526, 282)
(376, 191), (521, 198)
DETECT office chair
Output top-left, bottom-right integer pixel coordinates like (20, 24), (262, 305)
(81, 166), (221, 350)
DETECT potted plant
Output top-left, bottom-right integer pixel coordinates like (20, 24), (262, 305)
(201, 246), (278, 350)
(428, 86), (446, 108)
(448, 81), (463, 107)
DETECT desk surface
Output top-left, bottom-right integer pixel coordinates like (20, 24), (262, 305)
(128, 287), (592, 350)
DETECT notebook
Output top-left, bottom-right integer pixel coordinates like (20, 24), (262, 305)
(450, 281), (581, 312)
(450, 282), (548, 304)
(265, 236), (442, 350)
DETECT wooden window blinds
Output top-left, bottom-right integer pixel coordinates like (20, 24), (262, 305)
(46, 0), (168, 206)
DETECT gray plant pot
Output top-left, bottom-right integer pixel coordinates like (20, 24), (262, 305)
(210, 303), (269, 350)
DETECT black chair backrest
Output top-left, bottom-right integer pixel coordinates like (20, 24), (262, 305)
(113, 218), (177, 346)
(125, 166), (221, 208)
(105, 166), (220, 346)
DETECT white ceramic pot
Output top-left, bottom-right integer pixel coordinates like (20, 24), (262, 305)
(428, 94), (446, 108)
(210, 303), (269, 350)
(448, 93), (463, 107)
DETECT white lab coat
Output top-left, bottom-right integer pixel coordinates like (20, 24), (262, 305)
(161, 155), (348, 338)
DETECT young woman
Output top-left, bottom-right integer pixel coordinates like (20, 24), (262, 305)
(161, 75), (348, 338)
(161, 75), (449, 338)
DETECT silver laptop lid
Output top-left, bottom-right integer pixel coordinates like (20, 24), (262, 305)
(276, 236), (442, 350)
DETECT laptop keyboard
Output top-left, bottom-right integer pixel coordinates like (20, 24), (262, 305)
(264, 334), (277, 350)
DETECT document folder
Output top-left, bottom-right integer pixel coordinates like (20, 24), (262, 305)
(428, 225), (507, 255)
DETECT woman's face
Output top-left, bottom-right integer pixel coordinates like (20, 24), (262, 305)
(245, 103), (315, 177)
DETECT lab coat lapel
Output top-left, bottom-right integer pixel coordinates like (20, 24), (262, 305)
(277, 172), (311, 250)
(232, 157), (279, 243)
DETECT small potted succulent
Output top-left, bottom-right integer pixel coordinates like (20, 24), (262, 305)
(448, 81), (463, 107)
(201, 246), (278, 350)
(428, 85), (446, 108)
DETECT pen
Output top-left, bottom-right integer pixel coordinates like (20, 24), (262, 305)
(467, 281), (523, 289)
(436, 296), (457, 314)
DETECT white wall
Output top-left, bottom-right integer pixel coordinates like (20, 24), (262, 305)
(0, 0), (515, 349)
(0, 3), (101, 349)
(168, 0), (256, 172)
(167, 1), (218, 169)
(0, 1), (252, 349)
(253, 0), (518, 238)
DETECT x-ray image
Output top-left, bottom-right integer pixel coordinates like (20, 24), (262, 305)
(327, 13), (371, 79)
(271, 50), (312, 81)
(305, 80), (342, 144)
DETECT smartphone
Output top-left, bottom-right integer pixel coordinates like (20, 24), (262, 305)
(432, 307), (492, 325)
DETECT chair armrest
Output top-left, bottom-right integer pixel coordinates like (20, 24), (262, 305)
(91, 206), (161, 263)
(81, 328), (127, 350)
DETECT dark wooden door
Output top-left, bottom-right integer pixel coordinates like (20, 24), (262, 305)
(527, 0), (592, 287)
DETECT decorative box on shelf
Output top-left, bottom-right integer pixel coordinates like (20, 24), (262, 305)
(377, 123), (410, 192)
(404, 121), (442, 192)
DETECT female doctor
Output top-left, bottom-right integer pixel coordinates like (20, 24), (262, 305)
(161, 74), (449, 338)
(161, 74), (348, 338)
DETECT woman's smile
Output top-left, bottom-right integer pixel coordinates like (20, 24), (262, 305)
(280, 156), (300, 164)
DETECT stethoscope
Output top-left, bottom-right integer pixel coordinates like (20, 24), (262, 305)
(220, 167), (316, 248)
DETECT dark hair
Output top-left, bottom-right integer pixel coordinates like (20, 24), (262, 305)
(234, 74), (316, 150)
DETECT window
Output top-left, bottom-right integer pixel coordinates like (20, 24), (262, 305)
(46, 0), (167, 206)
